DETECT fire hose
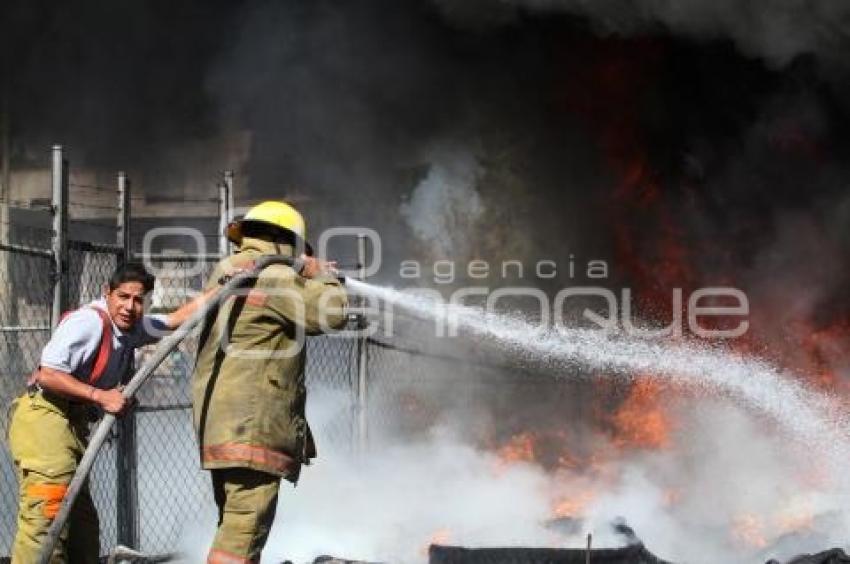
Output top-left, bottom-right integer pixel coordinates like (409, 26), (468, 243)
(37, 254), (303, 564)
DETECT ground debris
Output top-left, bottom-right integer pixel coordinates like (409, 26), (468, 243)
(428, 543), (672, 564)
(309, 557), (385, 564)
(767, 548), (850, 564)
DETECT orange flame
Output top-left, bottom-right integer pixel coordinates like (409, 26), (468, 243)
(429, 528), (452, 545)
(777, 509), (815, 535)
(552, 490), (597, 519)
(610, 379), (671, 450)
(420, 527), (452, 557)
(494, 432), (537, 469)
(732, 501), (817, 550)
(732, 513), (768, 548)
(791, 317), (850, 392)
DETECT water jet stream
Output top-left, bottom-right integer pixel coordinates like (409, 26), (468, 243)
(348, 279), (850, 496)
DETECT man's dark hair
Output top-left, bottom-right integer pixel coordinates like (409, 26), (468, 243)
(109, 263), (156, 294)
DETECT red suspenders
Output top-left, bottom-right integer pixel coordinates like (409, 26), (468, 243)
(57, 306), (113, 385)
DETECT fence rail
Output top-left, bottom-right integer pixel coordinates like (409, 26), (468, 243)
(0, 231), (369, 557)
(0, 146), (517, 560)
(0, 146), (241, 558)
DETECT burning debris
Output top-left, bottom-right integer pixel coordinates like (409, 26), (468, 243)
(428, 520), (669, 564)
(334, 280), (850, 564)
(428, 544), (668, 564)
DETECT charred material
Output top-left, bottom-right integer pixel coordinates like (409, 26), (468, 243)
(310, 558), (385, 564)
(428, 543), (672, 564)
(769, 548), (850, 564)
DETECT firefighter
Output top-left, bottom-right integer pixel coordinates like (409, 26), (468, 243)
(192, 201), (348, 564)
(7, 262), (224, 563)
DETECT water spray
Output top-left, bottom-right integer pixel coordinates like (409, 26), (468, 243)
(346, 280), (850, 493)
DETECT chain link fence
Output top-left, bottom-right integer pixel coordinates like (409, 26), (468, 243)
(129, 256), (363, 555)
(0, 221), (127, 558)
(0, 147), (381, 559)
(134, 257), (219, 555)
(0, 220), (54, 558)
(0, 231), (519, 560)
(0, 221), (517, 562)
(0, 182), (533, 562)
(69, 240), (124, 556)
(360, 306), (593, 464)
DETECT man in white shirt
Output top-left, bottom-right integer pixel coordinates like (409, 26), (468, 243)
(7, 262), (220, 563)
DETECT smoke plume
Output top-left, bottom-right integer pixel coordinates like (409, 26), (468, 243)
(437, 0), (850, 69)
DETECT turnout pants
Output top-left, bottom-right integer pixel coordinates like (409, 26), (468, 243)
(7, 391), (99, 564)
(208, 468), (281, 564)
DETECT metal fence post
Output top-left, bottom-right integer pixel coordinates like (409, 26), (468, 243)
(117, 171), (131, 262)
(224, 170), (234, 220)
(224, 170), (234, 256)
(355, 234), (368, 453)
(116, 170), (140, 550)
(1, 102), (10, 321)
(218, 173), (231, 257)
(51, 144), (68, 328)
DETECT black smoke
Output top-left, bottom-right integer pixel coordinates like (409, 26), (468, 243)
(1, 0), (240, 166)
(4, 0), (850, 324)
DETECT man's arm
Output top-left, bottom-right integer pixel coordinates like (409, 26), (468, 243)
(161, 264), (252, 329)
(162, 285), (220, 329)
(35, 366), (128, 414)
(38, 307), (126, 413)
(301, 256), (348, 332)
(136, 267), (249, 344)
(264, 256), (348, 335)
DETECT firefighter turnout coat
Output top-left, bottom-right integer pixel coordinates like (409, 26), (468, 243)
(192, 237), (348, 483)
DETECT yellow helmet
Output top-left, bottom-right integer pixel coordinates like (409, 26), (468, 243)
(226, 200), (313, 254)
